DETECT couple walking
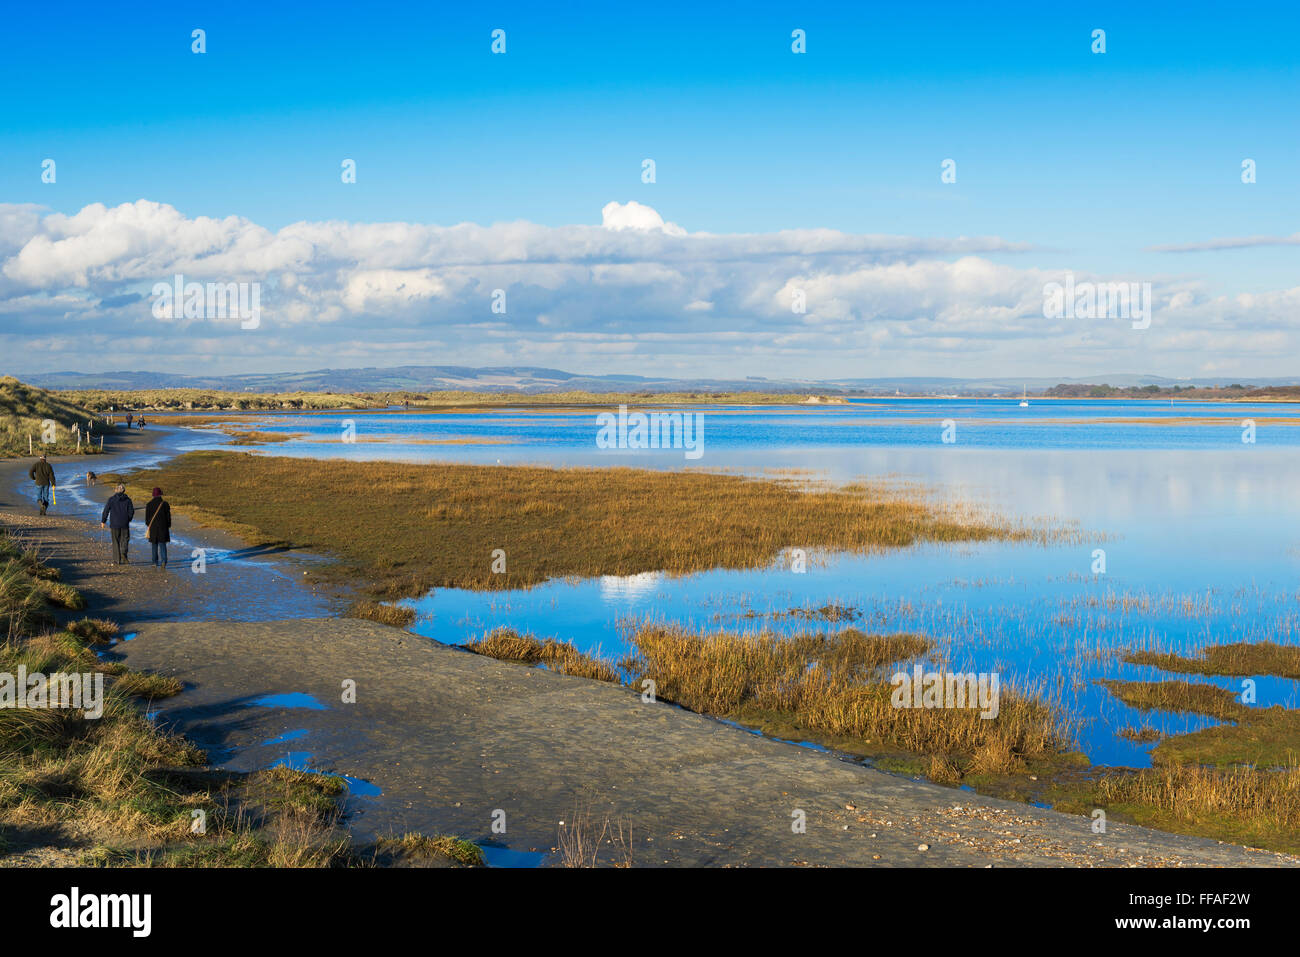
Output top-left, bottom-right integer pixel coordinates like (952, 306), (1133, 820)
(100, 485), (172, 568)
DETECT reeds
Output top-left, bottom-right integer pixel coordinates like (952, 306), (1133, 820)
(125, 450), (1052, 598)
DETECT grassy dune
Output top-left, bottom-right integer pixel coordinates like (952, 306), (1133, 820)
(56, 388), (383, 412)
(55, 386), (839, 412)
(112, 450), (1048, 597)
(0, 377), (103, 458)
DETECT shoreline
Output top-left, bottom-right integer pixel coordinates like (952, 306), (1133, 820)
(0, 427), (1295, 865)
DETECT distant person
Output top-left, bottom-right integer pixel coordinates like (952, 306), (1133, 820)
(126, 413), (133, 428)
(137, 415), (147, 429)
(144, 487), (171, 569)
(101, 484), (135, 565)
(28, 453), (55, 516)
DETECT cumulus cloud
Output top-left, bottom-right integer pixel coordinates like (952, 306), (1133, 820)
(0, 198), (1295, 377)
(601, 200), (686, 235)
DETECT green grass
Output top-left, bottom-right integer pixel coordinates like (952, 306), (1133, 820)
(1100, 678), (1300, 768)
(1125, 641), (1300, 680)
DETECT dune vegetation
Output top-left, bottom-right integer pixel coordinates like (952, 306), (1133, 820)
(56, 387), (383, 413)
(52, 385), (836, 413)
(0, 377), (104, 458)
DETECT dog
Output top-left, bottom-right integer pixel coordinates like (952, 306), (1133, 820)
(86, 471), (98, 487)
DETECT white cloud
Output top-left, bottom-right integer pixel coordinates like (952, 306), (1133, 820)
(1, 199), (1297, 377)
(601, 200), (686, 235)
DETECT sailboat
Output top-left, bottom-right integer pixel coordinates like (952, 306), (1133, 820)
(1019, 385), (1029, 408)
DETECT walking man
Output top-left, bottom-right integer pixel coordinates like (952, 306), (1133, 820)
(29, 453), (55, 516)
(101, 484), (135, 565)
(145, 487), (171, 569)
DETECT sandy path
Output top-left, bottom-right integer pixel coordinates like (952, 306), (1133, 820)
(1, 432), (1294, 867)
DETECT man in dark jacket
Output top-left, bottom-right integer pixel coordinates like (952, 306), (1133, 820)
(100, 484), (135, 565)
(144, 487), (171, 569)
(29, 454), (55, 515)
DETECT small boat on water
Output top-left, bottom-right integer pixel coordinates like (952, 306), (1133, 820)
(1019, 386), (1029, 408)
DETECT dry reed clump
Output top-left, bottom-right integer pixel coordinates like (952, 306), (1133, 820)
(123, 450), (1052, 598)
(347, 600), (416, 629)
(622, 625), (1072, 775)
(1091, 764), (1300, 851)
(465, 623), (1073, 777)
(556, 802), (634, 868)
(466, 629), (621, 683)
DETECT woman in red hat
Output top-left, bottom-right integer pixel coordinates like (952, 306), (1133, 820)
(145, 487), (172, 570)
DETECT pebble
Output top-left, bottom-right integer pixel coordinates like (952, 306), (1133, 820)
(918, 843), (930, 851)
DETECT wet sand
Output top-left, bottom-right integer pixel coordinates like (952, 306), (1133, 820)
(1, 431), (1295, 867)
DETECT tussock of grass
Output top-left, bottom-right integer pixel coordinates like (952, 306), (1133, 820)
(374, 832), (485, 867)
(112, 672), (184, 700)
(347, 601), (416, 629)
(123, 450), (1049, 597)
(467, 629), (622, 683)
(66, 618), (120, 644)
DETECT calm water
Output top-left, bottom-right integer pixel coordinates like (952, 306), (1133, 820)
(181, 399), (1300, 767)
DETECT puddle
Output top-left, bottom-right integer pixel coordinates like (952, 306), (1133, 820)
(262, 728), (310, 746)
(478, 844), (548, 868)
(247, 692), (329, 711)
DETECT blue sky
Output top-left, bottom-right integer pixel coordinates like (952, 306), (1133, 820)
(1, 0), (1297, 378)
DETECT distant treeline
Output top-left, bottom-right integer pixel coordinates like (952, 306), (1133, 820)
(1045, 383), (1300, 399)
(53, 387), (826, 411)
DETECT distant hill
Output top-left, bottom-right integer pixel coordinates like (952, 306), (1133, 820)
(23, 367), (1300, 397)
